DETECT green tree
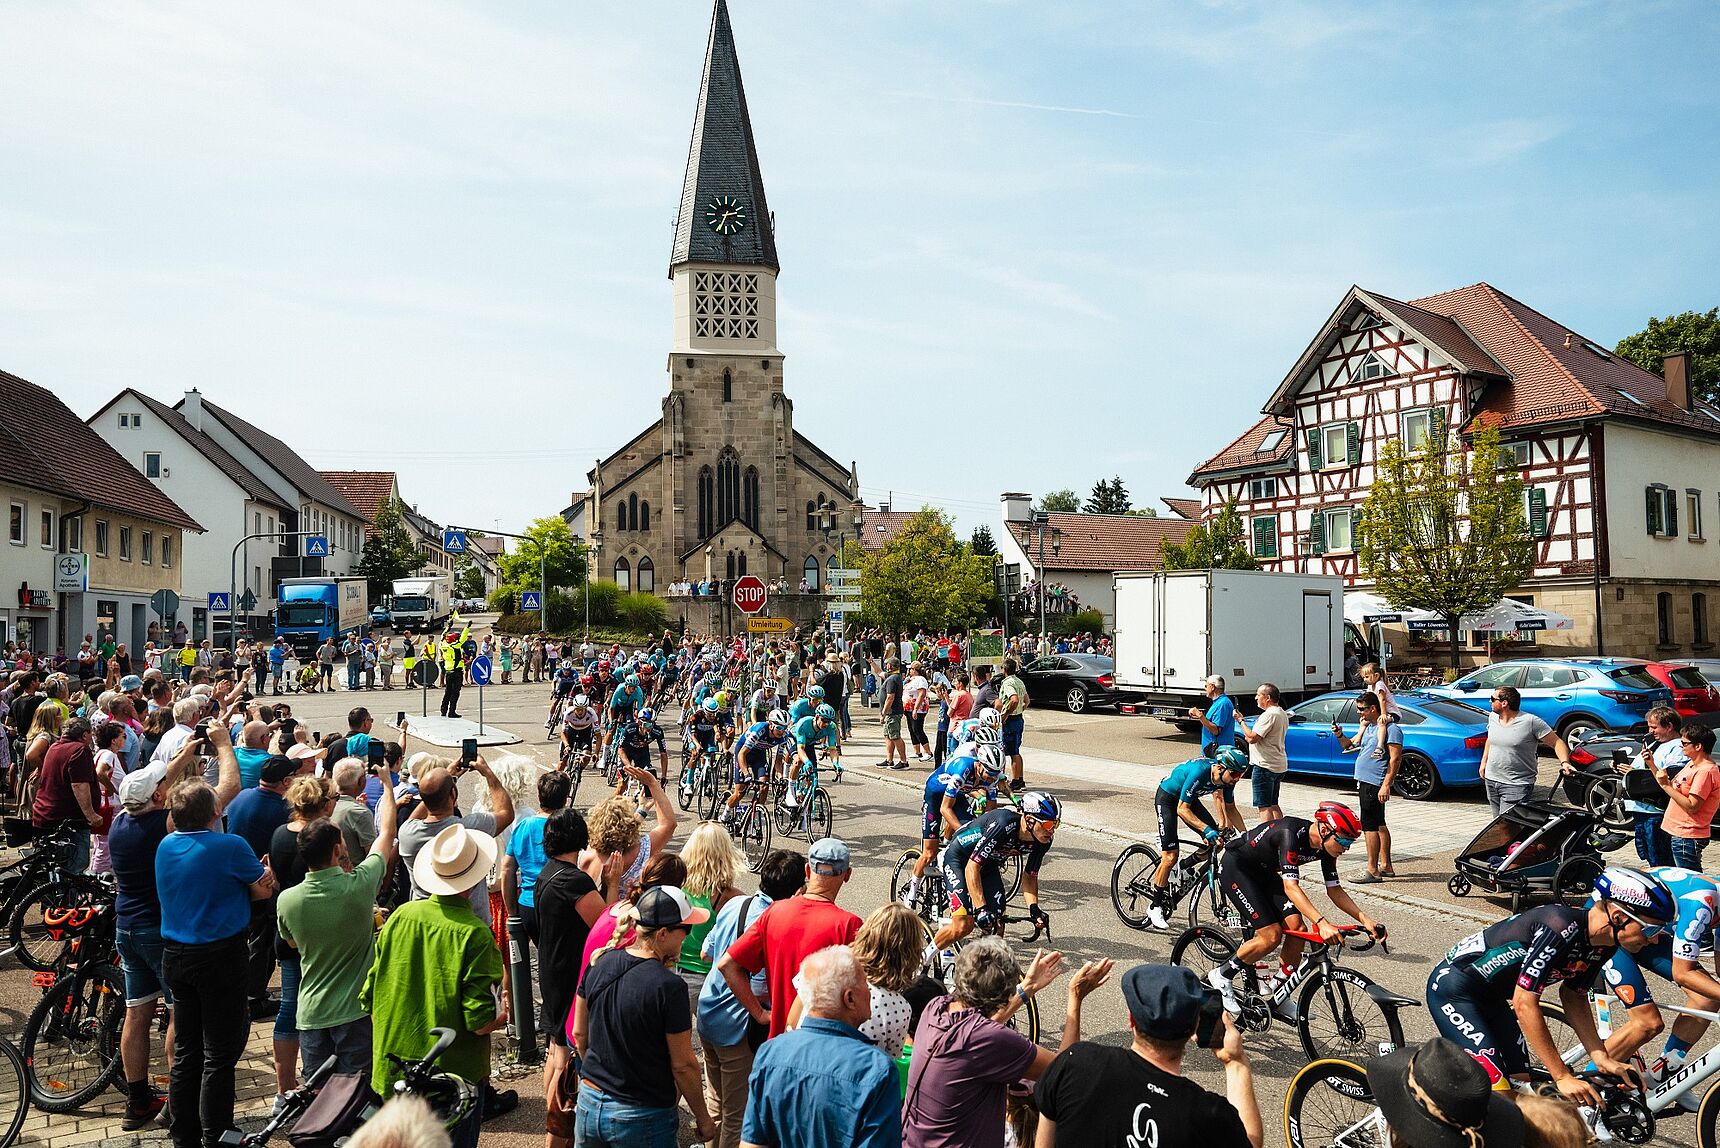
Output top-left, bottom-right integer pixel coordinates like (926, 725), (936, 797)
(1085, 476), (1132, 515)
(356, 496), (425, 600)
(1126, 506), (1158, 518)
(858, 508), (994, 634)
(497, 516), (586, 603)
(453, 560), (486, 598)
(1615, 308), (1720, 406)
(1036, 489), (1079, 513)
(1358, 423), (1532, 669)
(1161, 499), (1257, 571)
(969, 525), (997, 556)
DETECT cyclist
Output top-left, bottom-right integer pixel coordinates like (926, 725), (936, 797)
(1144, 746), (1249, 930)
(682, 695), (735, 778)
(1426, 866), (1673, 1106)
(549, 657), (580, 712)
(948, 706), (1000, 756)
(748, 680), (782, 724)
(789, 684), (826, 725)
(613, 706), (670, 790)
(785, 703), (840, 808)
(690, 671), (722, 712)
(724, 708), (790, 815)
(1206, 801), (1384, 1009)
(901, 744), (1007, 907)
(931, 790), (1059, 951)
(559, 693), (600, 768)
(599, 672), (647, 762)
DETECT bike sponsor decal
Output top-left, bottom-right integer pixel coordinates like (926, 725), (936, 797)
(1439, 1003), (1487, 1047)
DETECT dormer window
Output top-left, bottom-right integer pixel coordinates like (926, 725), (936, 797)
(1356, 352), (1392, 382)
(1257, 429), (1287, 454)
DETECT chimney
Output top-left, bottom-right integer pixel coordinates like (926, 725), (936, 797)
(182, 387), (203, 431)
(1665, 351), (1695, 411)
(1000, 492), (1033, 525)
(1562, 333), (1573, 350)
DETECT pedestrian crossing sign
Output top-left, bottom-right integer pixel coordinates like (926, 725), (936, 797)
(208, 592), (231, 612)
(521, 591), (542, 611)
(303, 535), (329, 557)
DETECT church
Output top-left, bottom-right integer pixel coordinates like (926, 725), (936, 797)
(582, 0), (863, 599)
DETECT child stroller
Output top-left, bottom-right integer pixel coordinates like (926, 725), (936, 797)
(1447, 780), (1627, 911)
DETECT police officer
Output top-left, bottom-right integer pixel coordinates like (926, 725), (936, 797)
(439, 626), (466, 718)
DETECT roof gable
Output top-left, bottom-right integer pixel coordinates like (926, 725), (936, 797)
(319, 471), (398, 528)
(93, 389), (292, 512)
(188, 397), (365, 518)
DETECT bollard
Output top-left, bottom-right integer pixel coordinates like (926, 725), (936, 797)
(506, 916), (541, 1064)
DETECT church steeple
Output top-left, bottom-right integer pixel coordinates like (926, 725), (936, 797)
(669, 0), (779, 277)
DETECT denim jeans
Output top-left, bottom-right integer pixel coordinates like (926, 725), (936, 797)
(346, 662), (361, 690)
(163, 932), (250, 1148)
(1633, 812), (1673, 868)
(1671, 836), (1708, 872)
(574, 1084), (678, 1148)
(1485, 780), (1534, 817)
(273, 954), (301, 1040)
(299, 1016), (372, 1079)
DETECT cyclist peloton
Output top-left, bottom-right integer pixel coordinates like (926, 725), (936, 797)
(785, 704), (842, 807)
(1427, 866), (1674, 1107)
(601, 672), (648, 759)
(1206, 801), (1384, 1008)
(901, 743), (1008, 907)
(788, 684), (825, 725)
(1145, 746), (1249, 930)
(723, 708), (791, 817)
(559, 693), (600, 768)
(612, 705), (671, 790)
(931, 790), (1060, 951)
(682, 696), (735, 778)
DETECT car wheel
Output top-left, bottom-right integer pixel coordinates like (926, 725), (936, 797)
(1065, 687), (1088, 714)
(1394, 751), (1441, 800)
(1557, 714), (1605, 744)
(1583, 776), (1630, 833)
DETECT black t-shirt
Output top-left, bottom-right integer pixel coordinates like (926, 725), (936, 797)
(109, 809), (172, 930)
(535, 858), (599, 1043)
(883, 674), (904, 713)
(1036, 1042), (1252, 1148)
(269, 823), (311, 959)
(9, 694), (44, 739)
(817, 669), (846, 704)
(577, 950), (690, 1108)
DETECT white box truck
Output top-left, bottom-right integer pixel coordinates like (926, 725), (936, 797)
(389, 574), (452, 631)
(1113, 570), (1370, 722)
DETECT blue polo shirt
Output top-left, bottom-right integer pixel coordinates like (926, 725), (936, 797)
(1201, 694), (1238, 756)
(233, 747), (272, 790)
(223, 786), (288, 859)
(697, 892), (774, 1047)
(156, 829), (265, 944)
(504, 815), (550, 909)
(741, 1015), (901, 1148)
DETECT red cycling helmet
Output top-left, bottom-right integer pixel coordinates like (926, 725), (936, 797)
(1315, 801), (1363, 839)
(579, 673), (594, 686)
(597, 659), (612, 671)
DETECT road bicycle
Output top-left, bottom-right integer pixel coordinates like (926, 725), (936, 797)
(0, 823), (106, 972)
(20, 899), (126, 1112)
(720, 775), (774, 872)
(544, 694), (566, 739)
(890, 845), (1025, 931)
(1171, 922), (1414, 1064)
(558, 740), (592, 803)
(915, 899), (1051, 1045)
(1110, 829), (1239, 933)
(774, 757), (835, 843)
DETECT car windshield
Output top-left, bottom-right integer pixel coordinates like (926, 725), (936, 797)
(1667, 667), (1710, 691)
(1605, 667), (1662, 690)
(1412, 699), (1489, 725)
(393, 596), (430, 611)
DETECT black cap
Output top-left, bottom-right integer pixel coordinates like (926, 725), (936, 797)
(1120, 963), (1202, 1039)
(260, 755), (299, 785)
(1367, 1039), (1524, 1148)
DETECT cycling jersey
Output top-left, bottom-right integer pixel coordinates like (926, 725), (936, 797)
(944, 807), (1050, 876)
(1601, 866), (1719, 1007)
(788, 697), (814, 724)
(1158, 758), (1234, 804)
(748, 688), (779, 720)
(790, 716), (837, 753)
(552, 665), (578, 696)
(683, 710), (733, 749)
(921, 757), (993, 840)
(616, 718), (667, 768)
(947, 718), (981, 751)
(561, 706), (599, 731)
(735, 722), (788, 779)
(1225, 817), (1340, 887)
(1441, 904), (1610, 995)
(608, 684), (645, 716)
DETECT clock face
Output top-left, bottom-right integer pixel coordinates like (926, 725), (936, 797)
(704, 195), (747, 236)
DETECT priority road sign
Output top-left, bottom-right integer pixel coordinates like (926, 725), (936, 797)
(303, 535), (329, 557)
(732, 575), (767, 615)
(443, 529), (467, 554)
(150, 589), (180, 617)
(521, 591), (542, 611)
(208, 592), (231, 612)
(470, 655), (493, 685)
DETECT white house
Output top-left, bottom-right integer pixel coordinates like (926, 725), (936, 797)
(997, 493), (1192, 631)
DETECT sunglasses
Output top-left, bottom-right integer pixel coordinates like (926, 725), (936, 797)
(1611, 906), (1666, 938)
(1329, 831), (1358, 849)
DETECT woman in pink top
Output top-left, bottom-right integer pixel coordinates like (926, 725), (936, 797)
(576, 852), (686, 990)
(1656, 725), (1720, 872)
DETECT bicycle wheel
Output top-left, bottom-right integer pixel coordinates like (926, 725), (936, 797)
(0, 1037), (22, 1148)
(890, 849), (923, 917)
(1297, 967), (1407, 1063)
(10, 880), (86, 973)
(1188, 863), (1244, 933)
(1000, 851), (1023, 903)
(1538, 999), (1585, 1071)
(676, 761), (697, 812)
(23, 963), (125, 1112)
(1169, 924), (1242, 980)
(808, 788), (834, 841)
(698, 766), (724, 822)
(739, 802), (773, 873)
(1283, 1058), (1381, 1148)
(1109, 843), (1161, 930)
(567, 755), (586, 805)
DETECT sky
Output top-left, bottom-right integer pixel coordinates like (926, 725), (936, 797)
(4, 0), (1717, 543)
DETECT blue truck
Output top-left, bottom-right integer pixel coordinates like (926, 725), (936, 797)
(275, 576), (370, 659)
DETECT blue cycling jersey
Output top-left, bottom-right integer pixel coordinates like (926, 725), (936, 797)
(788, 698), (814, 724)
(924, 757), (984, 803)
(1158, 758), (1232, 804)
(609, 684), (645, 713)
(1597, 866), (1719, 962)
(736, 721), (787, 764)
(791, 715), (837, 752)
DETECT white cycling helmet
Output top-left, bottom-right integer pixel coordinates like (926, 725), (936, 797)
(977, 707), (1002, 730)
(970, 725), (1003, 748)
(975, 744), (1004, 777)
(767, 708), (790, 727)
(572, 694), (589, 708)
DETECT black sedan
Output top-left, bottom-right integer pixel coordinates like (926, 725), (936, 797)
(1021, 654), (1127, 714)
(1563, 710), (1720, 831)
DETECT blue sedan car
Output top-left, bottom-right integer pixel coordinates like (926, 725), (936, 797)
(1420, 657), (1672, 742)
(1281, 691), (1489, 800)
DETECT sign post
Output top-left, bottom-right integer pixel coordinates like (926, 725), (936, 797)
(470, 655), (492, 734)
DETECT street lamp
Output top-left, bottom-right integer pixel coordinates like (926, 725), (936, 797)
(586, 532), (603, 639)
(1029, 512), (1063, 642)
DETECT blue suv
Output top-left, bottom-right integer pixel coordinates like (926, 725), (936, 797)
(1422, 657), (1673, 742)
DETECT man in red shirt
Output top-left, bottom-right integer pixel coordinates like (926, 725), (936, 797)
(32, 717), (104, 873)
(717, 837), (862, 1039)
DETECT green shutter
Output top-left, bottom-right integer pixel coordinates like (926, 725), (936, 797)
(1351, 508), (1364, 549)
(1667, 489), (1679, 537)
(1253, 516), (1277, 558)
(1306, 427), (1323, 471)
(1310, 512), (1327, 556)
(1346, 422), (1362, 466)
(1529, 488), (1548, 539)
(1647, 486), (1662, 535)
(1431, 408), (1447, 449)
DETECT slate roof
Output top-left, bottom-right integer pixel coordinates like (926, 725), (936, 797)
(0, 370), (201, 531)
(1189, 415), (1297, 479)
(109, 389), (292, 512)
(1005, 513), (1192, 573)
(186, 396), (366, 519)
(669, 0), (779, 275)
(1160, 497), (1202, 520)
(319, 471), (397, 535)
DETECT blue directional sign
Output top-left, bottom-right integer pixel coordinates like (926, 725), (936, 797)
(520, 591), (542, 611)
(303, 535), (329, 557)
(470, 655), (493, 685)
(208, 592), (231, 612)
(442, 529), (467, 554)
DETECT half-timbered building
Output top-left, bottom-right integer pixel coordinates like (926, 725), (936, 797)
(1189, 282), (1720, 663)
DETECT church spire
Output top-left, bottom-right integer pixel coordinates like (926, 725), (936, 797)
(669, 0), (779, 277)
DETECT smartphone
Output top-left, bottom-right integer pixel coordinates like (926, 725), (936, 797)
(1195, 985), (1226, 1049)
(368, 742), (386, 766)
(395, 711), (406, 727)
(460, 737), (478, 765)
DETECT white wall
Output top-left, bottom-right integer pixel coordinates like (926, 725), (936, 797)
(995, 527), (1116, 628)
(1, 482), (66, 652)
(1604, 422), (1720, 580)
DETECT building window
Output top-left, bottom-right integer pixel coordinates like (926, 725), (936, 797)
(698, 467), (714, 539)
(716, 448), (742, 528)
(64, 517), (81, 554)
(119, 526), (133, 562)
(144, 452), (162, 478)
(117, 412), (142, 428)
(162, 535), (173, 568)
(692, 270), (760, 340)
(1524, 488), (1549, 539)
(1356, 351), (1392, 381)
(726, 550), (736, 581)
(1401, 408), (1445, 452)
(1248, 477), (1278, 501)
(613, 557), (630, 591)
(7, 503), (21, 545)
(1310, 422), (1358, 470)
(803, 556), (821, 591)
(142, 531), (153, 565)
(1251, 516), (1277, 558)
(1257, 429), (1287, 455)
(628, 493), (639, 532)
(1695, 593), (1710, 646)
(637, 556), (654, 593)
(39, 510), (53, 549)
(617, 500), (628, 532)
(1646, 485), (1679, 537)
(743, 468), (759, 530)
(1312, 507), (1358, 555)
(1688, 490), (1704, 540)
(1502, 441), (1532, 468)
(639, 500), (650, 532)
(95, 520), (109, 557)
(1658, 592), (1675, 646)
(722, 369), (732, 403)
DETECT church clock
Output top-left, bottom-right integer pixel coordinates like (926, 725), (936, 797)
(704, 195), (747, 236)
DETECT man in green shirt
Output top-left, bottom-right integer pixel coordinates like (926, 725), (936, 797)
(277, 766), (398, 1079)
(361, 823), (504, 1148)
(997, 656), (1031, 787)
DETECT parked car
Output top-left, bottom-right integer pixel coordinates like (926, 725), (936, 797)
(1612, 658), (1720, 718)
(369, 605), (393, 628)
(1020, 653), (1126, 713)
(1279, 689), (1489, 800)
(1420, 657), (1673, 743)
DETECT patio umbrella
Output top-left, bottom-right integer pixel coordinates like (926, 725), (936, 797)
(1342, 591), (1442, 627)
(1458, 598), (1576, 633)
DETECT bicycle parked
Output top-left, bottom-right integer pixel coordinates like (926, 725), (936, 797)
(20, 898), (126, 1113)
(0, 1036), (25, 1148)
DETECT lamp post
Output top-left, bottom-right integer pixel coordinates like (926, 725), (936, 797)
(229, 530), (321, 651)
(1029, 512), (1063, 643)
(585, 532), (602, 639)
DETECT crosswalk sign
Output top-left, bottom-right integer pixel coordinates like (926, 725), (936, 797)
(303, 535), (329, 557)
(208, 592), (231, 612)
(443, 529), (467, 554)
(521, 591), (542, 611)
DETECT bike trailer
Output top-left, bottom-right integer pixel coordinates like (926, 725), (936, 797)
(1447, 797), (1603, 910)
(287, 1074), (381, 1148)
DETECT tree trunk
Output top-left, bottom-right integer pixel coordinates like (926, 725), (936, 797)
(1447, 616), (1462, 672)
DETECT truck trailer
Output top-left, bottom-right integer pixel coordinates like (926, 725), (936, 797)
(275, 576), (370, 659)
(388, 574), (452, 631)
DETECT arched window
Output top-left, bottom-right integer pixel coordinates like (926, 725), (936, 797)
(805, 501), (816, 530)
(722, 369), (732, 403)
(614, 557), (630, 591)
(616, 500), (628, 532)
(637, 556), (655, 593)
(716, 448), (741, 528)
(640, 500), (650, 532)
(803, 556), (821, 592)
(628, 493), (638, 532)
(828, 552), (839, 572)
(725, 550), (736, 581)
(698, 467), (714, 539)
(743, 467), (759, 530)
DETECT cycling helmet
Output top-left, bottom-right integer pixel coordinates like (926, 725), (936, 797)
(705, 672), (722, 686)
(702, 697), (721, 714)
(1019, 791), (1062, 823)
(977, 707), (1002, 730)
(1213, 746), (1249, 774)
(971, 726), (1003, 747)
(808, 685), (825, 700)
(715, 690), (731, 707)
(1595, 867), (1677, 923)
(975, 744), (1004, 777)
(579, 673), (594, 686)
(639, 707), (655, 724)
(815, 704), (836, 721)
(625, 674), (640, 687)
(767, 708), (790, 727)
(640, 663), (656, 677)
(572, 694), (589, 708)
(1314, 801), (1364, 839)
(598, 659), (612, 671)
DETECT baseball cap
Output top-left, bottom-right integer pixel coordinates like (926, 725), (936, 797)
(1121, 963), (1204, 1040)
(118, 763), (170, 813)
(119, 675), (145, 692)
(260, 755), (300, 785)
(637, 886), (711, 930)
(808, 837), (851, 876)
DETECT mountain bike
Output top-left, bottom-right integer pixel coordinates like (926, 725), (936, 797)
(1170, 922), (1414, 1063)
(721, 776), (774, 872)
(1110, 828), (1239, 932)
(774, 757), (834, 842)
(21, 899), (125, 1112)
(0, 1036), (24, 1148)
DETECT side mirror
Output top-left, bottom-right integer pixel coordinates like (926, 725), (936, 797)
(1286, 713), (1306, 724)
(1456, 681), (1477, 691)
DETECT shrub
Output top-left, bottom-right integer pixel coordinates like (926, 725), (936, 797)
(584, 580), (624, 626)
(487, 587), (517, 615)
(618, 591), (668, 634)
(1052, 608), (1106, 637)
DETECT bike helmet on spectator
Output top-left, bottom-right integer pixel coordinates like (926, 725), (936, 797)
(767, 708), (790, 727)
(1019, 791), (1061, 823)
(702, 697), (721, 714)
(977, 707), (1002, 730)
(976, 745), (1004, 778)
(1595, 867), (1677, 923)
(808, 685), (825, 700)
(572, 694), (589, 708)
(971, 726), (1003, 747)
(815, 704), (836, 721)
(1213, 746), (1249, 774)
(1314, 801), (1364, 839)
(639, 707), (655, 724)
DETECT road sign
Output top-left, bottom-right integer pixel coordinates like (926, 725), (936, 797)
(208, 592), (231, 612)
(828, 567), (860, 585)
(520, 591), (542, 611)
(443, 529), (467, 554)
(470, 655), (493, 685)
(417, 660), (438, 686)
(239, 589), (258, 612)
(732, 575), (767, 615)
(746, 616), (793, 634)
(54, 553), (88, 593)
(303, 535), (329, 557)
(826, 609), (843, 628)
(150, 589), (180, 617)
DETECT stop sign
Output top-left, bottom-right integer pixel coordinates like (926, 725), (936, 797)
(732, 574), (768, 615)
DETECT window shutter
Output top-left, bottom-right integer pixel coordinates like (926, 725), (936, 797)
(1430, 408), (1447, 448)
(1351, 508), (1364, 548)
(1647, 486), (1662, 535)
(1529, 488), (1548, 539)
(1253, 517), (1277, 558)
(1346, 422), (1362, 466)
(1306, 427), (1323, 471)
(1666, 489), (1678, 537)
(1310, 512), (1327, 556)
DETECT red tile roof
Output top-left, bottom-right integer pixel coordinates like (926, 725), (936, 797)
(0, 369), (201, 531)
(319, 472), (397, 536)
(1160, 497), (1202, 520)
(1005, 513), (1192, 572)
(860, 509), (917, 553)
(1189, 415), (1296, 479)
